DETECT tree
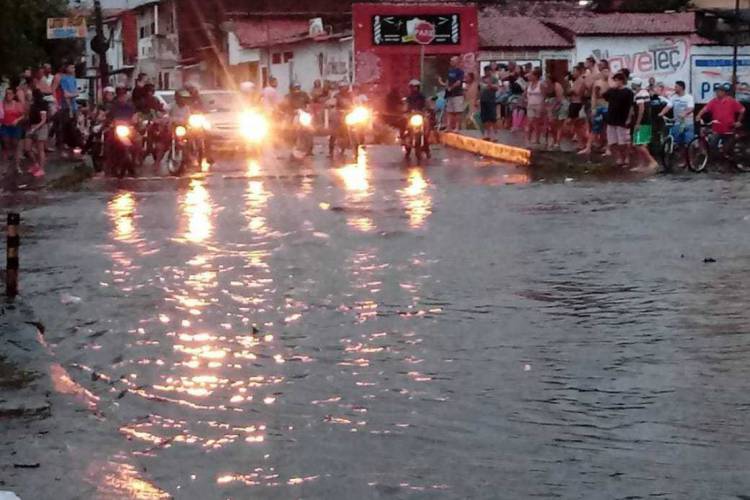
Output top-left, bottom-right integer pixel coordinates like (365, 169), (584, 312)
(0, 0), (73, 79)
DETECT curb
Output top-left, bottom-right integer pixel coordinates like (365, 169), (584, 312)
(439, 132), (531, 165)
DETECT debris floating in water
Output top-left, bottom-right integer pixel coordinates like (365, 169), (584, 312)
(523, 364), (532, 372)
(60, 293), (82, 305)
(703, 257), (717, 263)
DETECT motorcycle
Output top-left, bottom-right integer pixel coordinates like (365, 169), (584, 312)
(238, 109), (269, 157)
(291, 109), (314, 159)
(403, 112), (430, 161)
(166, 113), (210, 176)
(109, 122), (139, 178)
(87, 122), (106, 173)
(343, 106), (371, 159)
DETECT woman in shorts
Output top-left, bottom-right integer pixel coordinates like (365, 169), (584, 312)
(1, 87), (25, 168)
(524, 69), (545, 145)
(26, 87), (49, 176)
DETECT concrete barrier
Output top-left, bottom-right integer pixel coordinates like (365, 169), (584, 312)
(439, 132), (531, 166)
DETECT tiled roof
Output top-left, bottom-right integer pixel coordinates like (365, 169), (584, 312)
(234, 19), (311, 48)
(479, 12), (573, 48)
(547, 12), (696, 35)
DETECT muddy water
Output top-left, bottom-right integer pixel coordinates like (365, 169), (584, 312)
(7, 150), (750, 499)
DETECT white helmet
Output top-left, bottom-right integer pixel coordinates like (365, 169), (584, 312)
(239, 81), (255, 93)
(103, 86), (115, 94)
(409, 79), (421, 87)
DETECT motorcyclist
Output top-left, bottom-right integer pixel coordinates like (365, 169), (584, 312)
(287, 83), (311, 112)
(184, 82), (205, 112)
(239, 81), (259, 106)
(403, 80), (431, 155)
(329, 83), (354, 157)
(105, 85), (141, 173)
(137, 83), (167, 169)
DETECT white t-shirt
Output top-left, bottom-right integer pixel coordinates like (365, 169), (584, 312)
(261, 86), (281, 108)
(668, 93), (695, 122)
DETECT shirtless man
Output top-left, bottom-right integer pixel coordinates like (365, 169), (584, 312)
(568, 63), (589, 146)
(580, 59), (610, 155)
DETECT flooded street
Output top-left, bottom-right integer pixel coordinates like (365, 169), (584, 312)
(3, 146), (750, 499)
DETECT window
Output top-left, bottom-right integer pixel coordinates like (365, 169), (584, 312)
(150, 22), (155, 36)
(283, 51), (294, 63)
(140, 26), (145, 39)
(271, 53), (281, 65)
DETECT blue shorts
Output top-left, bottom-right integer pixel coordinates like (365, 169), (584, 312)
(591, 106), (607, 134)
(670, 123), (694, 146)
(0, 125), (22, 140)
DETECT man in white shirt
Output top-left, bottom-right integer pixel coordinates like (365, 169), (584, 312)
(261, 77), (282, 110)
(658, 80), (695, 146)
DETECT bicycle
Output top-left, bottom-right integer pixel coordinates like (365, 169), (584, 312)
(658, 116), (689, 172)
(687, 120), (738, 173)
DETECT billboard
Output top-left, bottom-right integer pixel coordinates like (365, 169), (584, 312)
(47, 17), (87, 39)
(373, 15), (460, 46)
(691, 55), (750, 103)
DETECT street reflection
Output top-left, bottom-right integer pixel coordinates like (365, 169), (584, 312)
(108, 191), (138, 243)
(337, 149), (375, 232)
(181, 179), (213, 243)
(400, 167), (433, 229)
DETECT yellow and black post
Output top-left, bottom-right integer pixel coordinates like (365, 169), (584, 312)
(6, 213), (20, 298)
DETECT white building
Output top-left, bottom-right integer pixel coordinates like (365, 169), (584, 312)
(225, 17), (352, 92)
(129, 0), (181, 89)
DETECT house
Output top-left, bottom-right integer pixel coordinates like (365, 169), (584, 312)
(130, 0), (181, 89)
(84, 9), (138, 92)
(478, 9), (575, 79)
(225, 17), (352, 92)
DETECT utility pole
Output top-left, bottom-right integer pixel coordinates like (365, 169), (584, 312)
(91, 0), (110, 99)
(732, 0), (741, 95)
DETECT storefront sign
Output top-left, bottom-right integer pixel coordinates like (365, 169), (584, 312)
(373, 15), (460, 45)
(576, 36), (691, 85)
(47, 17), (87, 39)
(691, 56), (750, 103)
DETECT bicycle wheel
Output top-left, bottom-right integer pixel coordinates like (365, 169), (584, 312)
(661, 136), (675, 172)
(687, 138), (709, 173)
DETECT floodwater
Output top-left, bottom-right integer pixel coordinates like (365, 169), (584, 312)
(4, 146), (750, 499)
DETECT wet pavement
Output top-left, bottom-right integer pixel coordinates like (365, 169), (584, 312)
(2, 144), (750, 499)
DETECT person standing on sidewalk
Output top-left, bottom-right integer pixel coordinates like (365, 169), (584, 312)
(1, 87), (25, 169)
(602, 72), (633, 168)
(464, 72), (479, 130)
(658, 81), (694, 147)
(26, 85), (49, 177)
(59, 63), (79, 154)
(438, 56), (465, 132)
(524, 68), (544, 146)
(479, 67), (499, 141)
(630, 77), (658, 171)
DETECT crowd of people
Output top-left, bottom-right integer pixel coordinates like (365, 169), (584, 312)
(436, 55), (748, 171)
(0, 63), (82, 177)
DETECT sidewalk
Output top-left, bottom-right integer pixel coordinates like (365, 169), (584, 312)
(1, 154), (91, 192)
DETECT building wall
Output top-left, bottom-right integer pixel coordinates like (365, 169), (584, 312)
(353, 3), (479, 89)
(478, 49), (573, 73)
(692, 0), (750, 8)
(691, 45), (750, 103)
(575, 35), (693, 87)
(266, 38), (352, 92)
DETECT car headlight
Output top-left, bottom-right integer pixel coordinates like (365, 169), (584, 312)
(175, 125), (187, 138)
(188, 114), (209, 130)
(115, 125), (131, 139)
(345, 106), (370, 126)
(409, 114), (424, 128)
(299, 111), (313, 128)
(239, 111), (268, 142)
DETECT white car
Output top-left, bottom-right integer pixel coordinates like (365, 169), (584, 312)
(155, 90), (269, 152)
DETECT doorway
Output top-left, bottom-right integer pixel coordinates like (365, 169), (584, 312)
(545, 59), (569, 81)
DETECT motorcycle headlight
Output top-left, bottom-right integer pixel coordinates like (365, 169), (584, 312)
(188, 114), (209, 130)
(299, 111), (313, 128)
(115, 125), (131, 139)
(409, 114), (424, 128)
(239, 111), (268, 142)
(175, 125), (187, 138)
(345, 106), (370, 126)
